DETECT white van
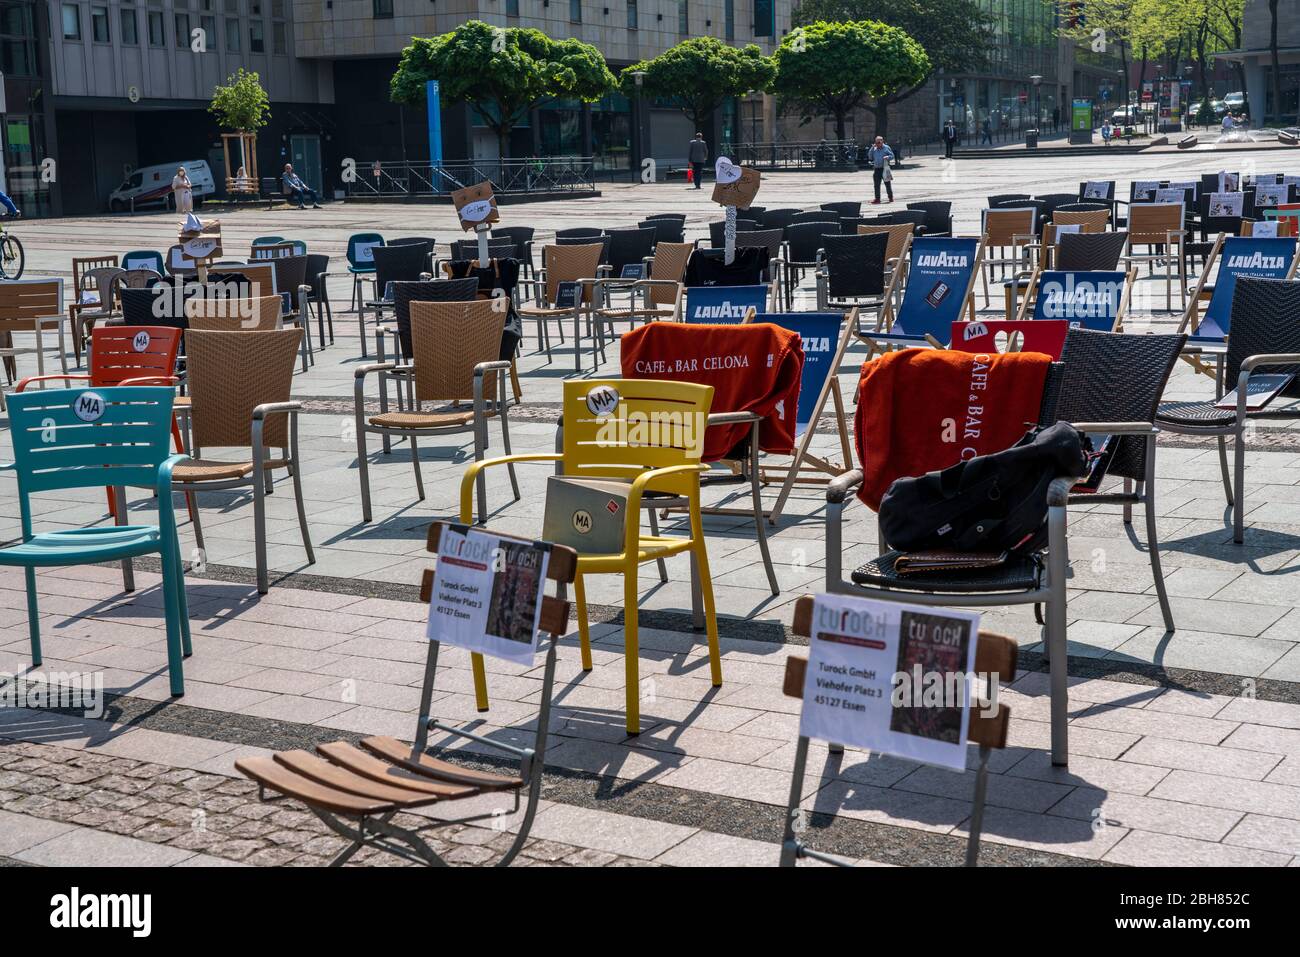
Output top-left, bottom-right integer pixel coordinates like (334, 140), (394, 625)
(108, 160), (215, 212)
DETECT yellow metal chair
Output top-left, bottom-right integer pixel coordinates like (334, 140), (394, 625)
(459, 378), (722, 735)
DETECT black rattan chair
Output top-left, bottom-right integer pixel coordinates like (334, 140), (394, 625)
(906, 201), (952, 236)
(758, 208), (800, 231)
(490, 227), (536, 278)
(1056, 231), (1129, 270)
(707, 218), (760, 248)
(1157, 277), (1300, 543)
(784, 223), (840, 308)
(637, 218), (684, 245)
(817, 231), (888, 315)
(607, 227), (658, 275)
(820, 201), (862, 219)
(555, 227), (603, 241)
(304, 253), (333, 347)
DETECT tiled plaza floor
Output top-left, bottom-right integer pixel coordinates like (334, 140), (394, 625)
(2, 150), (1300, 866)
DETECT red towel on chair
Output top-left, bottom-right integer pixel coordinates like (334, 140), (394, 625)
(854, 348), (1051, 509)
(621, 322), (804, 461)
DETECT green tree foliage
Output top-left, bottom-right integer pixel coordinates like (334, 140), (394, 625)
(209, 68), (270, 131)
(391, 20), (615, 159)
(620, 37), (775, 135)
(772, 21), (930, 141)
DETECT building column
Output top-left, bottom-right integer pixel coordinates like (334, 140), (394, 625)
(581, 103), (593, 157)
(32, 0), (61, 217)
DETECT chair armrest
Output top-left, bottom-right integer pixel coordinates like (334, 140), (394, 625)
(1069, 421), (1159, 435)
(1242, 353), (1300, 374)
(355, 362), (397, 379)
(473, 360), (513, 376)
(1046, 475), (1076, 507)
(624, 464), (708, 543)
(707, 410), (761, 425)
(827, 468), (864, 504)
(156, 452), (192, 499)
(251, 400), (302, 420)
(120, 376), (181, 387)
(460, 453), (563, 522)
(15, 373), (90, 392)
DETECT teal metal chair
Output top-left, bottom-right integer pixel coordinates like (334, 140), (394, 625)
(252, 236), (285, 246)
(1, 386), (193, 695)
(346, 232), (385, 317)
(121, 249), (165, 274)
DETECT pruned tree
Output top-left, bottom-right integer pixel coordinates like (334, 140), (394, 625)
(620, 37), (775, 135)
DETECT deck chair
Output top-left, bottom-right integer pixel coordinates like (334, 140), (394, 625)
(346, 232), (385, 313)
(824, 361), (1077, 766)
(778, 594), (1016, 866)
(1121, 202), (1187, 311)
(518, 243), (604, 372)
(1159, 277), (1300, 544)
(1013, 268), (1135, 331)
(861, 237), (983, 354)
(459, 379), (722, 736)
(354, 299), (518, 524)
(2, 386), (192, 695)
(235, 521), (574, 867)
(172, 329), (311, 593)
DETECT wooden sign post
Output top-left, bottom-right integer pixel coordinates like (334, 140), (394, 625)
(712, 158), (761, 265)
(177, 216), (223, 282)
(450, 180), (500, 265)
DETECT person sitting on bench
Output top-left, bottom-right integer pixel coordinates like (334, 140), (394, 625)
(282, 163), (321, 209)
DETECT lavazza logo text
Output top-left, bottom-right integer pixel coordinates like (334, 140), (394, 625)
(690, 302), (751, 320)
(1225, 252), (1286, 270)
(915, 252), (969, 268)
(50, 888), (151, 937)
(1041, 278), (1123, 318)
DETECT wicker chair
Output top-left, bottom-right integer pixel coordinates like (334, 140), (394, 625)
(824, 362), (1077, 766)
(637, 218), (684, 245)
(1157, 277), (1300, 543)
(980, 207), (1036, 306)
(590, 241), (692, 342)
(353, 299), (518, 524)
(707, 219), (760, 248)
(783, 222), (840, 307)
(606, 227), (658, 276)
(1121, 202), (1187, 312)
(172, 328), (311, 593)
(448, 237), (517, 264)
(518, 243), (605, 372)
(1055, 328), (1187, 632)
(185, 295), (283, 331)
(905, 200), (953, 236)
(820, 201), (862, 219)
(757, 208), (800, 231)
(489, 226), (536, 277)
(815, 233), (893, 332)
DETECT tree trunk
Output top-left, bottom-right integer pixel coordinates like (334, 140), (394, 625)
(834, 111), (846, 142)
(1270, 0), (1282, 123)
(871, 101), (890, 141)
(496, 126), (510, 163)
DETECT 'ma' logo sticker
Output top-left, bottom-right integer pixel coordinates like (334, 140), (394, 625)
(572, 510), (593, 534)
(74, 392), (106, 422)
(585, 386), (620, 417)
(132, 330), (151, 352)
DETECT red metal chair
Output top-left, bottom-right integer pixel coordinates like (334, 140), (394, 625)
(17, 326), (192, 520)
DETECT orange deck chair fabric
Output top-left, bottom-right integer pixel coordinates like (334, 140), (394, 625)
(854, 347), (1052, 509)
(621, 321), (804, 461)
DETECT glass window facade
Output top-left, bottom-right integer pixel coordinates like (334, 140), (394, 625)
(60, 3), (80, 40)
(120, 6), (136, 44)
(147, 9), (163, 45)
(174, 12), (188, 46)
(752, 0), (772, 38)
(91, 5), (109, 42)
(0, 1), (37, 73)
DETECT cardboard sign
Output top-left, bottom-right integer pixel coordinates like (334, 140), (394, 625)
(683, 284), (766, 323)
(1199, 236), (1297, 339)
(798, 593), (980, 771)
(426, 525), (550, 665)
(451, 181), (500, 231)
(178, 215), (222, 262)
(711, 163), (761, 210)
(1032, 270), (1126, 331)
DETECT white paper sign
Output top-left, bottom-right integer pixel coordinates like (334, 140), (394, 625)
(1083, 181), (1109, 199)
(1054, 224), (1082, 235)
(798, 594), (980, 771)
(1156, 188), (1188, 205)
(1252, 221), (1280, 237)
(426, 526), (550, 665)
(1169, 180), (1198, 198)
(1256, 183), (1287, 208)
(461, 199), (494, 224)
(1209, 192), (1244, 217)
(354, 241), (380, 263)
(715, 157), (742, 185)
(1219, 171), (1241, 192)
(1132, 180), (1159, 201)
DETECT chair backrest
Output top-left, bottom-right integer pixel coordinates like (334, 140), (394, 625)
(270, 255), (308, 309)
(858, 223), (913, 262)
(789, 210), (840, 226)
(1078, 180), (1114, 201)
(637, 218), (684, 244)
(1055, 328), (1187, 481)
(73, 255), (119, 295)
(905, 201), (952, 235)
(734, 227), (783, 263)
(950, 319), (1069, 359)
(708, 219), (759, 248)
(165, 245), (198, 277)
(0, 279), (63, 332)
(79, 267), (125, 309)
(392, 277), (481, 359)
(89, 325), (183, 386)
(786, 222), (839, 262)
(551, 235), (611, 267)
(120, 286), (177, 327)
(1029, 270), (1128, 331)
(211, 261), (278, 299)
(643, 213), (686, 224)
(408, 299), (505, 404)
(185, 329), (302, 450)
(117, 268), (163, 291)
(542, 243), (603, 304)
(1052, 209), (1110, 233)
(1197, 236), (1299, 339)
(252, 236), (285, 246)
(1055, 202), (1110, 215)
(250, 242), (297, 260)
(122, 250), (165, 273)
(647, 242), (693, 307)
(489, 226), (534, 260)
(347, 233), (385, 269)
(820, 201), (861, 219)
(5, 387), (176, 516)
(185, 294), (282, 331)
(555, 227), (603, 241)
(982, 207), (1035, 244)
(988, 193), (1031, 207)
(1056, 231), (1128, 270)
(1035, 193), (1078, 221)
(1224, 278), (1300, 397)
(304, 254), (330, 297)
(894, 237), (981, 341)
(1128, 203), (1184, 243)
(877, 209), (927, 231)
(372, 243), (429, 297)
(823, 232), (889, 298)
(560, 378), (712, 496)
(450, 237), (517, 262)
(683, 284), (768, 322)
(390, 236), (435, 252)
(758, 208), (800, 231)
(606, 227), (658, 272)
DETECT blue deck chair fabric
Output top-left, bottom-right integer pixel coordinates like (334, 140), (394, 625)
(1030, 270), (1127, 332)
(684, 284), (768, 323)
(1197, 236), (1298, 342)
(755, 312), (843, 440)
(873, 237), (980, 346)
(1, 386), (192, 695)
(122, 249), (165, 273)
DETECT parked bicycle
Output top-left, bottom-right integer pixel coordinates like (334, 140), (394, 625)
(0, 212), (24, 279)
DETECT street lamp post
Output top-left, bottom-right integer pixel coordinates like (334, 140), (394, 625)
(1030, 74), (1043, 135)
(631, 69), (646, 183)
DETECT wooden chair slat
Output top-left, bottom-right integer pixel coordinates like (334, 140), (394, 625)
(316, 742), (474, 798)
(360, 736), (524, 791)
(235, 756), (396, 815)
(274, 749), (466, 806)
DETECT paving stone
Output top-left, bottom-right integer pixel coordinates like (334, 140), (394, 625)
(1104, 829), (1293, 867)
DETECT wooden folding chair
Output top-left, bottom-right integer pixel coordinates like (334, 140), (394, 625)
(236, 522), (574, 867)
(778, 595), (1017, 867)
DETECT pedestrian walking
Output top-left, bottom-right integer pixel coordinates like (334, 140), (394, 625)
(171, 166), (193, 213)
(981, 118), (993, 145)
(1101, 120), (1113, 146)
(867, 135), (895, 204)
(942, 119), (959, 159)
(687, 132), (708, 190)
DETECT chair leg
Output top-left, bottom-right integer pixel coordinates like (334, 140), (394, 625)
(624, 565), (641, 736)
(575, 571), (592, 671)
(471, 652), (489, 712)
(1046, 507), (1069, 767)
(1233, 426), (1246, 544)
(474, 423), (488, 524)
(357, 423), (373, 524)
(159, 548), (186, 697)
(1122, 477), (1133, 525)
(114, 486), (135, 593)
(409, 435), (425, 501)
(499, 387), (521, 503)
(1217, 435), (1235, 506)
(253, 474), (270, 594)
(1144, 479), (1175, 633)
(24, 567), (41, 666)
(290, 461), (315, 566)
(690, 551), (704, 631)
(695, 539), (723, 689)
(750, 434), (779, 596)
(647, 509), (669, 583)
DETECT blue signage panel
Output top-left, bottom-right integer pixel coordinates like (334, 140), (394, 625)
(427, 80), (443, 193)
(895, 237), (980, 343)
(755, 312), (842, 439)
(684, 284), (768, 323)
(1200, 237), (1297, 340)
(1031, 270), (1126, 331)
